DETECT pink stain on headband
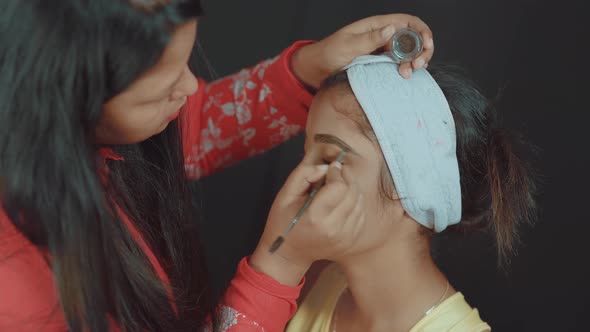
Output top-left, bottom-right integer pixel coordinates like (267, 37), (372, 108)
(417, 120), (423, 128)
(435, 140), (445, 146)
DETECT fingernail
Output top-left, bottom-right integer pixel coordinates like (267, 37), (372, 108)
(424, 63), (429, 69)
(415, 58), (425, 68)
(406, 68), (413, 77)
(317, 165), (329, 172)
(428, 38), (434, 48)
(332, 161), (342, 170)
(381, 25), (395, 39)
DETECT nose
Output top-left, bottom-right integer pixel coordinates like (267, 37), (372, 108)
(170, 65), (199, 100)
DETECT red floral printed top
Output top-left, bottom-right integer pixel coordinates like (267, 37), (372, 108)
(0, 41), (315, 332)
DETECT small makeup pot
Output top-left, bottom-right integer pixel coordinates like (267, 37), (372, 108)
(390, 28), (423, 64)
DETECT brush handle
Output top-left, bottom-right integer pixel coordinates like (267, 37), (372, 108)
(268, 151), (347, 254)
(268, 179), (325, 254)
(282, 178), (325, 235)
(268, 236), (285, 254)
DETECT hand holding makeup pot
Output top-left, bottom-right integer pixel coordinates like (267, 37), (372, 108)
(250, 155), (366, 286)
(291, 13), (434, 87)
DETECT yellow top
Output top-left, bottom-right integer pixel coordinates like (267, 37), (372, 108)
(286, 264), (492, 332)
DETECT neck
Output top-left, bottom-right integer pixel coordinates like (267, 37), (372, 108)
(336, 232), (454, 331)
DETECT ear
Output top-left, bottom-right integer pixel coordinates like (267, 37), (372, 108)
(398, 211), (426, 237)
(379, 198), (405, 223)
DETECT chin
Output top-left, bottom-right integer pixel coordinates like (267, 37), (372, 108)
(156, 121), (170, 134)
(131, 126), (169, 144)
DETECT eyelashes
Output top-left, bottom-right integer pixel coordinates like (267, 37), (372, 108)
(322, 156), (346, 165)
(301, 148), (346, 165)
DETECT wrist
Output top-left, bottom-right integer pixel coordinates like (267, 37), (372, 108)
(290, 42), (327, 91)
(249, 245), (311, 287)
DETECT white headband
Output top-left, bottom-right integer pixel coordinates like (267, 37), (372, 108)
(344, 55), (462, 232)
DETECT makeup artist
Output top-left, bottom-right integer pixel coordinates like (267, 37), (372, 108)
(0, 1), (433, 331)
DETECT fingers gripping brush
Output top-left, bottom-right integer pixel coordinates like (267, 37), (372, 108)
(269, 150), (347, 254)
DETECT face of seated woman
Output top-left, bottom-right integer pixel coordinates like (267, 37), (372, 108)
(303, 82), (425, 259)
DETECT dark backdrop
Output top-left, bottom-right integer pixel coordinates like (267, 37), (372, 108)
(191, 1), (589, 331)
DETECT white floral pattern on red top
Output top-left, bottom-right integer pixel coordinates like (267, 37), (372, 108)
(203, 306), (264, 332)
(184, 56), (308, 179)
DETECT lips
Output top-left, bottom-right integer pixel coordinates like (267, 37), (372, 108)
(166, 97), (188, 122)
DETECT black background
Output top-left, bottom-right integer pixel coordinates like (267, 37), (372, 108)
(192, 1), (589, 331)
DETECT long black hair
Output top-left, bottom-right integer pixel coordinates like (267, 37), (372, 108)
(0, 1), (213, 331)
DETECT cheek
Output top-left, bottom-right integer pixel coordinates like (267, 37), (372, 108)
(96, 103), (163, 144)
(353, 158), (383, 208)
(361, 173), (386, 223)
(349, 161), (397, 249)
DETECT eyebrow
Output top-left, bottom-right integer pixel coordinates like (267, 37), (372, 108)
(314, 133), (359, 155)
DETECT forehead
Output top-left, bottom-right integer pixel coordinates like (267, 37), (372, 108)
(306, 88), (364, 137)
(153, 21), (197, 70)
(130, 21), (197, 89)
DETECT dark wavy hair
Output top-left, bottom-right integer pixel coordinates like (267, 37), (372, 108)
(0, 0), (214, 331)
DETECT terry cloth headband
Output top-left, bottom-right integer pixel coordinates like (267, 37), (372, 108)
(344, 55), (461, 232)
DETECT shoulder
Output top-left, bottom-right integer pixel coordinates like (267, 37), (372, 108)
(0, 208), (66, 331)
(411, 292), (492, 332)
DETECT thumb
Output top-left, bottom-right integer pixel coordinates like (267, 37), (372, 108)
(281, 164), (330, 198)
(325, 160), (345, 185)
(311, 160), (347, 212)
(350, 24), (396, 55)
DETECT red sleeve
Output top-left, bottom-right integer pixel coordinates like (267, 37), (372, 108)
(0, 210), (68, 331)
(181, 41), (316, 179)
(213, 257), (303, 332)
(1, 210), (303, 332)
